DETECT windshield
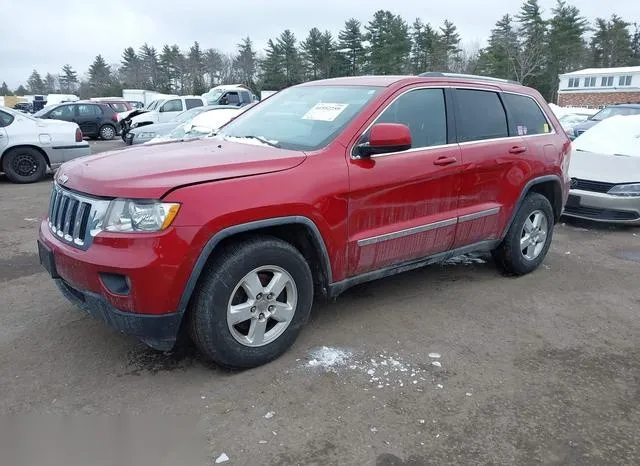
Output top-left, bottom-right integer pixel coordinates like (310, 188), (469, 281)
(592, 106), (640, 121)
(559, 114), (589, 124)
(33, 106), (51, 117)
(203, 89), (225, 103)
(4, 106), (39, 121)
(146, 100), (160, 110)
(218, 85), (381, 151)
(172, 106), (208, 124)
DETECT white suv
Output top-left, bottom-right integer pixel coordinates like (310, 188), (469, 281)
(130, 96), (206, 127)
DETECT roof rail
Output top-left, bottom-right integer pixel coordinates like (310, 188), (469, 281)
(419, 72), (520, 86)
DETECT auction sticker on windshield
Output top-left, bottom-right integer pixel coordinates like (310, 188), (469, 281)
(302, 103), (349, 122)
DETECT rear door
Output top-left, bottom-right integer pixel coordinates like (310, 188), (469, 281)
(451, 88), (527, 248)
(347, 87), (461, 275)
(76, 104), (102, 136)
(0, 110), (11, 153)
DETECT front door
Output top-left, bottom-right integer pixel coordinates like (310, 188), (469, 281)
(75, 104), (101, 137)
(347, 87), (461, 276)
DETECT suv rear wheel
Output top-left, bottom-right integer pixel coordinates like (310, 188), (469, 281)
(189, 236), (313, 369)
(492, 192), (554, 275)
(99, 124), (115, 140)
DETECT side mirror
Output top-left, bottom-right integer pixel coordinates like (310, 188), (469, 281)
(356, 123), (412, 158)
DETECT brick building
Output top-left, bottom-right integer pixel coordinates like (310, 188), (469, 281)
(557, 66), (640, 108)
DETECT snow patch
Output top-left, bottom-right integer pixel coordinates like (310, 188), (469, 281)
(428, 353), (441, 359)
(306, 347), (352, 370)
(264, 411), (275, 419)
(215, 453), (229, 463)
(443, 254), (486, 266)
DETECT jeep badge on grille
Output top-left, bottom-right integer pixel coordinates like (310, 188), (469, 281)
(58, 173), (69, 184)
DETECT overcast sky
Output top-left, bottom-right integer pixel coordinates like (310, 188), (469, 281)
(2, 0), (639, 88)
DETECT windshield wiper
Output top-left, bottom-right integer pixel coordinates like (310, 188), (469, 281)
(241, 135), (281, 148)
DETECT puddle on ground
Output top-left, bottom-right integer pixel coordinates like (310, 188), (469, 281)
(612, 249), (640, 263)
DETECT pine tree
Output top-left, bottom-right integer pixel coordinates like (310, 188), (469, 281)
(365, 10), (411, 74)
(44, 73), (57, 93)
(277, 30), (302, 87)
(0, 82), (12, 95)
(261, 39), (285, 90)
(433, 20), (461, 72)
(159, 44), (182, 93)
(546, 0), (588, 102)
(477, 14), (519, 81)
(139, 43), (159, 89)
(591, 15), (633, 67)
(27, 70), (45, 94)
(87, 55), (113, 96)
(59, 65), (78, 93)
(121, 47), (141, 87)
(338, 19), (365, 76)
(631, 23), (640, 65)
(234, 37), (257, 87)
(515, 0), (548, 90)
(318, 31), (338, 78)
(301, 28), (323, 80)
(188, 41), (206, 95)
(411, 20), (442, 73)
(15, 85), (28, 95)
(205, 48), (225, 88)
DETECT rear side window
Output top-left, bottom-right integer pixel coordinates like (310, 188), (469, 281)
(375, 88), (447, 148)
(502, 93), (551, 136)
(109, 102), (128, 112)
(226, 93), (240, 105)
(240, 91), (251, 103)
(185, 98), (204, 110)
(161, 99), (183, 112)
(77, 104), (102, 117)
(0, 110), (14, 127)
(455, 89), (508, 142)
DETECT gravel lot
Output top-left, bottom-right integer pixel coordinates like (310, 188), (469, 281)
(1, 140), (639, 465)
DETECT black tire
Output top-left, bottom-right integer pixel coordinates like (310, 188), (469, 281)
(2, 147), (47, 183)
(99, 124), (116, 140)
(492, 192), (554, 276)
(189, 236), (313, 369)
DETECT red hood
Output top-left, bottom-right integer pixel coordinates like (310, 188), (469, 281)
(58, 139), (306, 198)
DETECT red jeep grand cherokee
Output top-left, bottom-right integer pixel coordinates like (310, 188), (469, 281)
(38, 73), (571, 369)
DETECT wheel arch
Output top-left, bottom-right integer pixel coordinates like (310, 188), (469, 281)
(176, 216), (333, 316)
(1, 144), (51, 169)
(502, 175), (563, 238)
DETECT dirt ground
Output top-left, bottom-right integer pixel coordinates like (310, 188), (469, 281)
(1, 141), (639, 465)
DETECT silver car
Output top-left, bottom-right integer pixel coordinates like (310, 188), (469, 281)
(565, 115), (640, 224)
(125, 105), (221, 145)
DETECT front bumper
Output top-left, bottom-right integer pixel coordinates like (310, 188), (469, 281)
(39, 220), (201, 350)
(55, 278), (182, 351)
(563, 189), (640, 224)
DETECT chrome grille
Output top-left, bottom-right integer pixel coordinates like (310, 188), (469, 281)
(48, 187), (92, 246)
(571, 178), (616, 194)
(47, 184), (110, 249)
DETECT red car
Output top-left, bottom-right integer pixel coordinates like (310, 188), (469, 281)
(38, 74), (571, 369)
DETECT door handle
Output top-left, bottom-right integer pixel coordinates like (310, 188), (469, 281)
(433, 156), (457, 166)
(509, 146), (528, 154)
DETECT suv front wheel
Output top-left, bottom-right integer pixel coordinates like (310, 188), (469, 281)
(492, 192), (554, 275)
(189, 236), (313, 369)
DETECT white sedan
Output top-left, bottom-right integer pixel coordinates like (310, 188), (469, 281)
(0, 106), (90, 183)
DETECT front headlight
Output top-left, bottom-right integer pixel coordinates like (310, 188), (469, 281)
(101, 200), (180, 232)
(607, 183), (640, 197)
(138, 131), (155, 139)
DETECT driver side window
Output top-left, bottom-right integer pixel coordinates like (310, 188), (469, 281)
(374, 88), (447, 149)
(161, 99), (183, 112)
